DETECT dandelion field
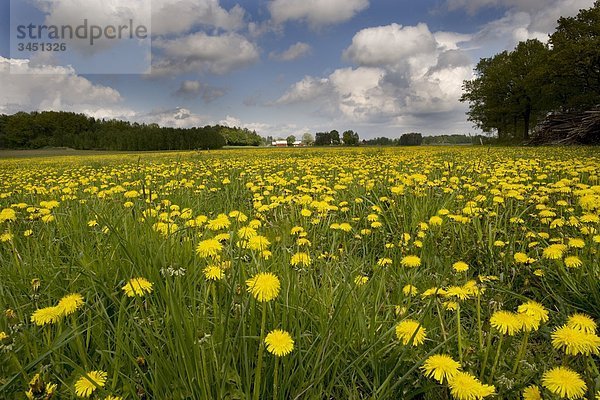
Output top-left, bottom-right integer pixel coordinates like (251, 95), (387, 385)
(1, 147), (599, 400)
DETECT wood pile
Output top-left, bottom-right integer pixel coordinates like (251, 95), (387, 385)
(529, 107), (600, 145)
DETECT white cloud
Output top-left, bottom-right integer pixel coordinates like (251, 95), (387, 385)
(31, 0), (150, 53)
(151, 32), (260, 75)
(275, 23), (474, 124)
(173, 80), (227, 102)
(448, 0), (595, 49)
(33, 0), (244, 39)
(137, 108), (207, 128)
(218, 115), (309, 137)
(151, 0), (246, 35)
(275, 76), (332, 104)
(268, 0), (369, 27)
(343, 23), (438, 67)
(0, 57), (130, 118)
(269, 42), (312, 61)
(219, 115), (242, 127)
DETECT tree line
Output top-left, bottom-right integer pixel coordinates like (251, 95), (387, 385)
(461, 1), (600, 142)
(0, 111), (267, 150)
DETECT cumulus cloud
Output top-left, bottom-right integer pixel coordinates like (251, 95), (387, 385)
(151, 32), (260, 76)
(269, 42), (312, 61)
(137, 107), (207, 128)
(343, 23), (438, 67)
(276, 23), (473, 124)
(29, 0), (150, 54)
(173, 80), (227, 102)
(33, 0), (244, 38)
(151, 0), (246, 35)
(275, 76), (332, 105)
(0, 57), (131, 118)
(268, 0), (369, 27)
(218, 115), (309, 137)
(448, 0), (595, 49)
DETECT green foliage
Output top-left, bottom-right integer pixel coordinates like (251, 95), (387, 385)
(286, 135), (296, 147)
(399, 133), (423, 146)
(301, 133), (314, 146)
(342, 130), (359, 146)
(461, 40), (550, 142)
(314, 132), (333, 146)
(461, 1), (600, 143)
(0, 111), (227, 150)
(549, 0), (600, 111)
(219, 126), (263, 146)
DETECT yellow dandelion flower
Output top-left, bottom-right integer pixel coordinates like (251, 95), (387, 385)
(377, 257), (392, 267)
(445, 286), (471, 300)
(522, 385), (542, 400)
(31, 306), (62, 326)
(429, 215), (443, 226)
(247, 235), (270, 251)
(448, 371), (495, 400)
(354, 275), (369, 286)
(74, 370), (107, 398)
(542, 366), (586, 399)
(402, 284), (418, 297)
(421, 287), (447, 298)
(196, 239), (223, 258)
(395, 319), (426, 346)
(206, 214), (230, 230)
(490, 310), (522, 336)
(421, 354), (461, 383)
(290, 252), (311, 267)
(122, 277), (153, 297)
(443, 301), (459, 311)
(542, 244), (567, 260)
(518, 301), (549, 323)
(57, 293), (84, 316)
(246, 272), (280, 302)
(567, 313), (597, 334)
(203, 265), (224, 281)
(264, 329), (294, 357)
(237, 226), (257, 239)
(551, 325), (600, 356)
(401, 255), (421, 268)
(0, 331), (8, 341)
(514, 252), (530, 264)
(452, 261), (469, 272)
(564, 256), (582, 269)
(568, 238), (585, 248)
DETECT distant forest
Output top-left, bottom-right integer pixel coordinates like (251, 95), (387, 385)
(0, 111), (263, 150)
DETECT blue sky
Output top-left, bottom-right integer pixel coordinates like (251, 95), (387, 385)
(0, 0), (594, 138)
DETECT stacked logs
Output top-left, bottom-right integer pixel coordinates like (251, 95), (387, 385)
(529, 107), (600, 145)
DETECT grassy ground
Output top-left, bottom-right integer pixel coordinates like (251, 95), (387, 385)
(0, 146), (599, 399)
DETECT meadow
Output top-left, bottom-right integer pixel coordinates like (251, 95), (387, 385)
(0, 146), (599, 400)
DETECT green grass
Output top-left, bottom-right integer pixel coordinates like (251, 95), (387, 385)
(1, 146), (599, 399)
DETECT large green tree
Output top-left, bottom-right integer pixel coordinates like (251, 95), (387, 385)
(461, 40), (550, 141)
(548, 0), (600, 111)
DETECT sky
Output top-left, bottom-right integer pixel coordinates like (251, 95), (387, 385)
(0, 0), (595, 139)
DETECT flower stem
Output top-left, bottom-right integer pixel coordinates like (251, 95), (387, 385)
(480, 331), (492, 380)
(273, 356), (280, 400)
(476, 293), (483, 352)
(489, 334), (504, 383)
(211, 283), (220, 338)
(252, 301), (267, 400)
(435, 301), (447, 341)
(456, 303), (463, 364)
(512, 331), (529, 374)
